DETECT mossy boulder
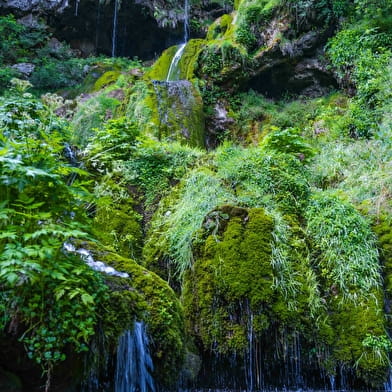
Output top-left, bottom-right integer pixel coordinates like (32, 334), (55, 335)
(374, 216), (392, 297)
(93, 184), (143, 260)
(93, 70), (121, 91)
(147, 45), (178, 81)
(183, 206), (275, 354)
(128, 79), (205, 148)
(207, 14), (234, 41)
(178, 39), (207, 81)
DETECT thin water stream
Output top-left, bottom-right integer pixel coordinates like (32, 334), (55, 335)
(166, 0), (190, 81)
(112, 0), (119, 57)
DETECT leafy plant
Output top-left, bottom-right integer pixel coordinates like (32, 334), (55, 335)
(0, 87), (107, 390)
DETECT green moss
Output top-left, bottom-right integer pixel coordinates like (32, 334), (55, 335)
(93, 70), (121, 91)
(207, 14), (234, 40)
(328, 291), (389, 387)
(178, 39), (207, 81)
(125, 79), (205, 148)
(373, 216), (392, 297)
(195, 41), (250, 87)
(148, 81), (205, 147)
(306, 193), (389, 386)
(93, 185), (143, 260)
(88, 244), (186, 387)
(146, 45), (178, 81)
(183, 206), (275, 354)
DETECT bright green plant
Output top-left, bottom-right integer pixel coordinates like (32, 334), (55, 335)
(306, 192), (381, 300)
(85, 116), (140, 171)
(260, 126), (315, 161)
(119, 138), (202, 207)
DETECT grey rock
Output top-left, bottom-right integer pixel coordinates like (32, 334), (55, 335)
(11, 62), (35, 76)
(17, 13), (44, 28)
(0, 0), (69, 13)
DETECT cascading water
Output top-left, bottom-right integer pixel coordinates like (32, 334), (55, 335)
(112, 0), (119, 57)
(115, 322), (155, 392)
(95, 0), (101, 50)
(75, 0), (80, 16)
(64, 243), (129, 278)
(166, 43), (187, 82)
(166, 0), (190, 81)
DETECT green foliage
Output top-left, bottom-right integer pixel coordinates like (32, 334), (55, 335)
(327, 20), (392, 136)
(86, 245), (186, 387)
(72, 93), (121, 146)
(30, 58), (88, 91)
(85, 116), (140, 171)
(309, 130), (392, 215)
(0, 88), (107, 378)
(260, 126), (315, 161)
(306, 192), (381, 300)
(0, 15), (47, 64)
(373, 216), (392, 302)
(283, 0), (349, 29)
(234, 0), (279, 50)
(92, 176), (143, 260)
(144, 143), (310, 280)
(119, 139), (202, 207)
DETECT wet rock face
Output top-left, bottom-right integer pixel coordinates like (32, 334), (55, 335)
(0, 0), (69, 13)
(247, 54), (338, 99)
(50, 0), (184, 60)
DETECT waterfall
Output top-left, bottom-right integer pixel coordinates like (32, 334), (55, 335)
(183, 0), (190, 43)
(166, 0), (190, 81)
(95, 0), (101, 51)
(75, 0), (80, 16)
(112, 0), (119, 57)
(115, 322), (155, 392)
(166, 44), (187, 81)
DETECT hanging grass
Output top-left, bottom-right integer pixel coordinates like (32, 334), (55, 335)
(306, 192), (381, 301)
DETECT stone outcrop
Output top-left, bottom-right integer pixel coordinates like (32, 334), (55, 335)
(0, 0), (69, 13)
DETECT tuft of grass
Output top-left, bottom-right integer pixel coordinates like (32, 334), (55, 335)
(306, 192), (381, 301)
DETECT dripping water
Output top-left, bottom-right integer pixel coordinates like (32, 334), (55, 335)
(329, 374), (336, 391)
(183, 0), (190, 43)
(81, 326), (109, 392)
(115, 322), (155, 392)
(64, 143), (79, 186)
(95, 0), (101, 51)
(385, 370), (392, 391)
(112, 0), (119, 57)
(152, 80), (197, 141)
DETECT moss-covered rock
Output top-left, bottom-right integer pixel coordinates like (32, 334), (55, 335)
(93, 70), (122, 91)
(183, 206), (275, 354)
(146, 45), (178, 81)
(93, 182), (143, 260)
(374, 216), (392, 298)
(127, 79), (205, 148)
(178, 39), (207, 81)
(306, 193), (389, 387)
